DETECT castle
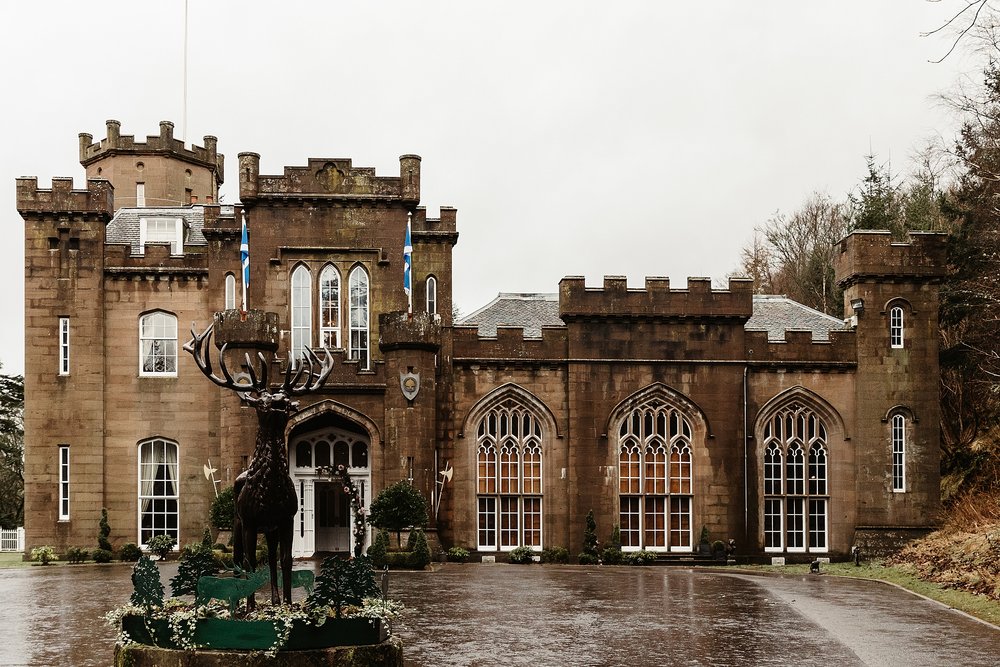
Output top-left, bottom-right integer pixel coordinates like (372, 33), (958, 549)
(17, 121), (945, 560)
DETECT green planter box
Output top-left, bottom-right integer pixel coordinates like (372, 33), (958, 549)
(122, 615), (386, 651)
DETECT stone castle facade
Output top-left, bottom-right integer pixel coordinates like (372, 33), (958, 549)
(17, 121), (945, 560)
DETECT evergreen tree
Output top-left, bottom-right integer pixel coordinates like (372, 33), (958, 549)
(367, 529), (389, 568)
(0, 371), (23, 529)
(408, 529), (431, 569)
(98, 508), (112, 552)
(582, 510), (599, 558)
(131, 555), (164, 610)
(368, 481), (428, 549)
(170, 543), (221, 597)
(307, 555), (379, 618)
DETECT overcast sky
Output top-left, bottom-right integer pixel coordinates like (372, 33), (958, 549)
(0, 1), (980, 376)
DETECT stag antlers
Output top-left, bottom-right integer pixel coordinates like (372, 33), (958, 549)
(183, 322), (334, 410)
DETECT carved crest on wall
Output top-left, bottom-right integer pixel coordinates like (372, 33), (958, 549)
(400, 371), (420, 401)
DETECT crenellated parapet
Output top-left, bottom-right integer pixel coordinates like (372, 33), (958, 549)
(79, 120), (223, 184)
(411, 206), (459, 246)
(834, 230), (947, 288)
(453, 324), (568, 361)
(104, 243), (209, 279)
(239, 153), (421, 205)
(745, 329), (857, 367)
(559, 276), (754, 320)
(16, 177), (114, 221)
(378, 311), (442, 353)
(201, 204), (242, 240)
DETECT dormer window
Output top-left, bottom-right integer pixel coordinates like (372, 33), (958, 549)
(139, 217), (184, 255)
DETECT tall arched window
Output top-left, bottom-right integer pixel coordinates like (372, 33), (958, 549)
(426, 276), (437, 315)
(319, 265), (341, 348)
(476, 399), (544, 550)
(891, 413), (906, 492)
(889, 306), (904, 349)
(139, 311), (178, 376)
(349, 266), (370, 368)
(762, 402), (829, 553)
(619, 405), (693, 551)
(291, 265), (312, 363)
(138, 438), (179, 547)
(224, 273), (236, 310)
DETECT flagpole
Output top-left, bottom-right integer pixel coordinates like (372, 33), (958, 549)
(404, 212), (413, 315)
(240, 210), (250, 311)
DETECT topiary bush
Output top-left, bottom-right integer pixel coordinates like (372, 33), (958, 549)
(65, 546), (89, 564)
(508, 546), (536, 564)
(446, 546), (470, 563)
(210, 486), (235, 531)
(367, 529), (389, 568)
(98, 508), (113, 553)
(146, 534), (176, 560)
(624, 550), (658, 566)
(119, 542), (142, 562)
(408, 528), (431, 569)
(369, 480), (428, 549)
(92, 548), (113, 563)
(541, 546), (570, 564)
(601, 524), (624, 564)
(582, 509), (599, 560)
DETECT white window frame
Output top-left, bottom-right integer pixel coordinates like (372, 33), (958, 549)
(224, 273), (236, 310)
(58, 445), (70, 520)
(139, 311), (178, 377)
(58, 317), (70, 375)
(137, 438), (180, 548)
(889, 306), (904, 349)
(319, 265), (341, 348)
(136, 182), (145, 207)
(291, 265), (312, 364)
(349, 266), (370, 369)
(426, 275), (437, 315)
(139, 217), (184, 255)
(891, 414), (906, 492)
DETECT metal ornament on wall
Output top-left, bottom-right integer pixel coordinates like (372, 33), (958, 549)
(400, 370), (420, 401)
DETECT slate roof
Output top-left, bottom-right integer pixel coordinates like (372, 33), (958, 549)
(458, 292), (849, 341)
(105, 206), (209, 255)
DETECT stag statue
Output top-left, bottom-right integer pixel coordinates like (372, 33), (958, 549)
(183, 311), (333, 608)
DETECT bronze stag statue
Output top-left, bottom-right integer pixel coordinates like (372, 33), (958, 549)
(184, 313), (333, 608)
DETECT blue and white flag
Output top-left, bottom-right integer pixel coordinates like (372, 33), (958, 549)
(403, 213), (413, 313)
(240, 212), (250, 311)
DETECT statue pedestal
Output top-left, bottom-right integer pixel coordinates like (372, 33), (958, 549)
(114, 637), (403, 666)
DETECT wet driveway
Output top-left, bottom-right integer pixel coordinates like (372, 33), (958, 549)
(0, 562), (996, 666)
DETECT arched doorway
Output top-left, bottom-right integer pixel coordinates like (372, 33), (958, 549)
(288, 420), (371, 557)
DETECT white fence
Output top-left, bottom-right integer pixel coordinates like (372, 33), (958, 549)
(0, 527), (24, 552)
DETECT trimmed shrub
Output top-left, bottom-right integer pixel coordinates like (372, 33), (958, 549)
(367, 529), (389, 568)
(147, 534), (176, 560)
(65, 546), (89, 564)
(624, 550), (657, 566)
(541, 546), (570, 564)
(171, 543), (221, 597)
(119, 542), (142, 562)
(408, 529), (431, 569)
(210, 486), (235, 530)
(582, 510), (599, 559)
(369, 480), (428, 549)
(30, 545), (57, 565)
(92, 548), (113, 563)
(98, 508), (113, 552)
(601, 546), (624, 565)
(508, 546), (536, 564)
(578, 553), (599, 565)
(446, 546), (470, 563)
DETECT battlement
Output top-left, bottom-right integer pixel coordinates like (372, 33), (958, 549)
(559, 276), (754, 320)
(745, 329), (857, 365)
(104, 242), (209, 272)
(239, 153), (421, 205)
(79, 120), (223, 183)
(378, 311), (442, 352)
(834, 230), (947, 288)
(453, 324), (569, 361)
(16, 177), (114, 220)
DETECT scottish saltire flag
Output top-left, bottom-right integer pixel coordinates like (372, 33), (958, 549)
(240, 212), (250, 310)
(403, 213), (413, 313)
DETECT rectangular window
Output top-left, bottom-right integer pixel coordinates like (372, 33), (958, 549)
(809, 499), (828, 551)
(58, 445), (70, 520)
(669, 496), (691, 549)
(786, 498), (805, 551)
(644, 496), (666, 548)
(58, 317), (69, 375)
(764, 498), (783, 551)
(523, 497), (542, 548)
(499, 496), (519, 549)
(478, 497), (496, 549)
(620, 496), (641, 549)
(136, 182), (145, 207)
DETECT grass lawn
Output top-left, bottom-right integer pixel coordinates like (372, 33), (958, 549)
(733, 561), (1000, 628)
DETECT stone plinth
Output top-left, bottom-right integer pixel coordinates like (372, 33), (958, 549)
(114, 637), (403, 667)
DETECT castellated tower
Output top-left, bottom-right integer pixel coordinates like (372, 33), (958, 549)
(79, 119), (223, 210)
(17, 177), (113, 550)
(834, 231), (947, 543)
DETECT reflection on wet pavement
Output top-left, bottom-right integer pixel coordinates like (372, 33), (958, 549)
(0, 562), (997, 666)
